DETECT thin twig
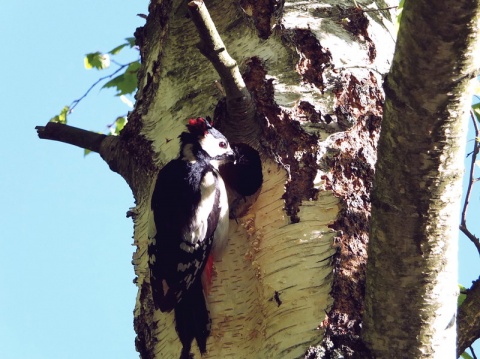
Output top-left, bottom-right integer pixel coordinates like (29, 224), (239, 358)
(471, 345), (478, 359)
(459, 110), (480, 256)
(68, 61), (135, 114)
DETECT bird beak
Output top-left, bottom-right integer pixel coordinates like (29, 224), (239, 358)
(228, 147), (237, 164)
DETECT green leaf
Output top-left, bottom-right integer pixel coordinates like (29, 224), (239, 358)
(84, 52), (110, 70)
(102, 61), (140, 95)
(108, 43), (129, 55)
(472, 103), (480, 120)
(126, 37), (136, 47)
(84, 148), (91, 156)
(49, 106), (70, 124)
(461, 351), (473, 359)
(472, 103), (480, 127)
(395, 0), (405, 33)
(110, 116), (127, 136)
(107, 37), (136, 55)
(458, 284), (467, 307)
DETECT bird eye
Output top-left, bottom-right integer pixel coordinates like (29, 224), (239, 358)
(219, 141), (227, 149)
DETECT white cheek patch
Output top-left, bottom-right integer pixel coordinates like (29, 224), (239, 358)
(200, 133), (229, 159)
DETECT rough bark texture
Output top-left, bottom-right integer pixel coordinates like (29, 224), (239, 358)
(363, 0), (480, 357)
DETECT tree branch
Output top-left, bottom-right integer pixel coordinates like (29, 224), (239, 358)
(186, 0), (258, 146)
(363, 0), (480, 356)
(36, 121), (152, 198)
(458, 278), (480, 356)
(187, 0), (244, 100)
(35, 122), (106, 153)
(459, 110), (480, 256)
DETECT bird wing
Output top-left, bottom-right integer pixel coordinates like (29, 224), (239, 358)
(149, 160), (221, 312)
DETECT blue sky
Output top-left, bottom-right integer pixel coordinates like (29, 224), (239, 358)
(1, 1), (147, 358)
(0, 1), (479, 358)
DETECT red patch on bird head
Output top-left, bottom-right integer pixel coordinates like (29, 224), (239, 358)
(187, 117), (213, 136)
(187, 117), (207, 135)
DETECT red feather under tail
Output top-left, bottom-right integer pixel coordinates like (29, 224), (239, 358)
(201, 254), (214, 296)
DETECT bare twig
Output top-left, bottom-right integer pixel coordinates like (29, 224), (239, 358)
(187, 0), (246, 100)
(186, 0), (258, 145)
(459, 110), (480, 256)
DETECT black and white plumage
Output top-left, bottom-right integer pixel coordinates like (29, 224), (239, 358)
(148, 117), (234, 358)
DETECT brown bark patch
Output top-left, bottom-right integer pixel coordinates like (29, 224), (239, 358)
(317, 72), (383, 356)
(311, 5), (376, 63)
(240, 0), (278, 39)
(315, 114), (381, 358)
(340, 7), (376, 62)
(296, 101), (323, 123)
(291, 29), (333, 91)
(243, 57), (320, 223)
(333, 72), (383, 129)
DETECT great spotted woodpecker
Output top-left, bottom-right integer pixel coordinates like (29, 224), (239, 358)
(148, 117), (234, 358)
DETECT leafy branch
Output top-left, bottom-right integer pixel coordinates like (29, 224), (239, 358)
(49, 37), (139, 139)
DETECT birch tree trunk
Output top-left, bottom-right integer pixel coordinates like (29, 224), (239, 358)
(130, 0), (395, 357)
(35, 0), (480, 358)
(363, 0), (480, 357)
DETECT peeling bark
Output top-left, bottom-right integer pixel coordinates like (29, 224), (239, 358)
(319, 73), (383, 356)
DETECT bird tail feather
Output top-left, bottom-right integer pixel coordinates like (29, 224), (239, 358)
(175, 280), (211, 358)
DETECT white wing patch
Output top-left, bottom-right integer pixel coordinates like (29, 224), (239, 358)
(183, 171), (217, 245)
